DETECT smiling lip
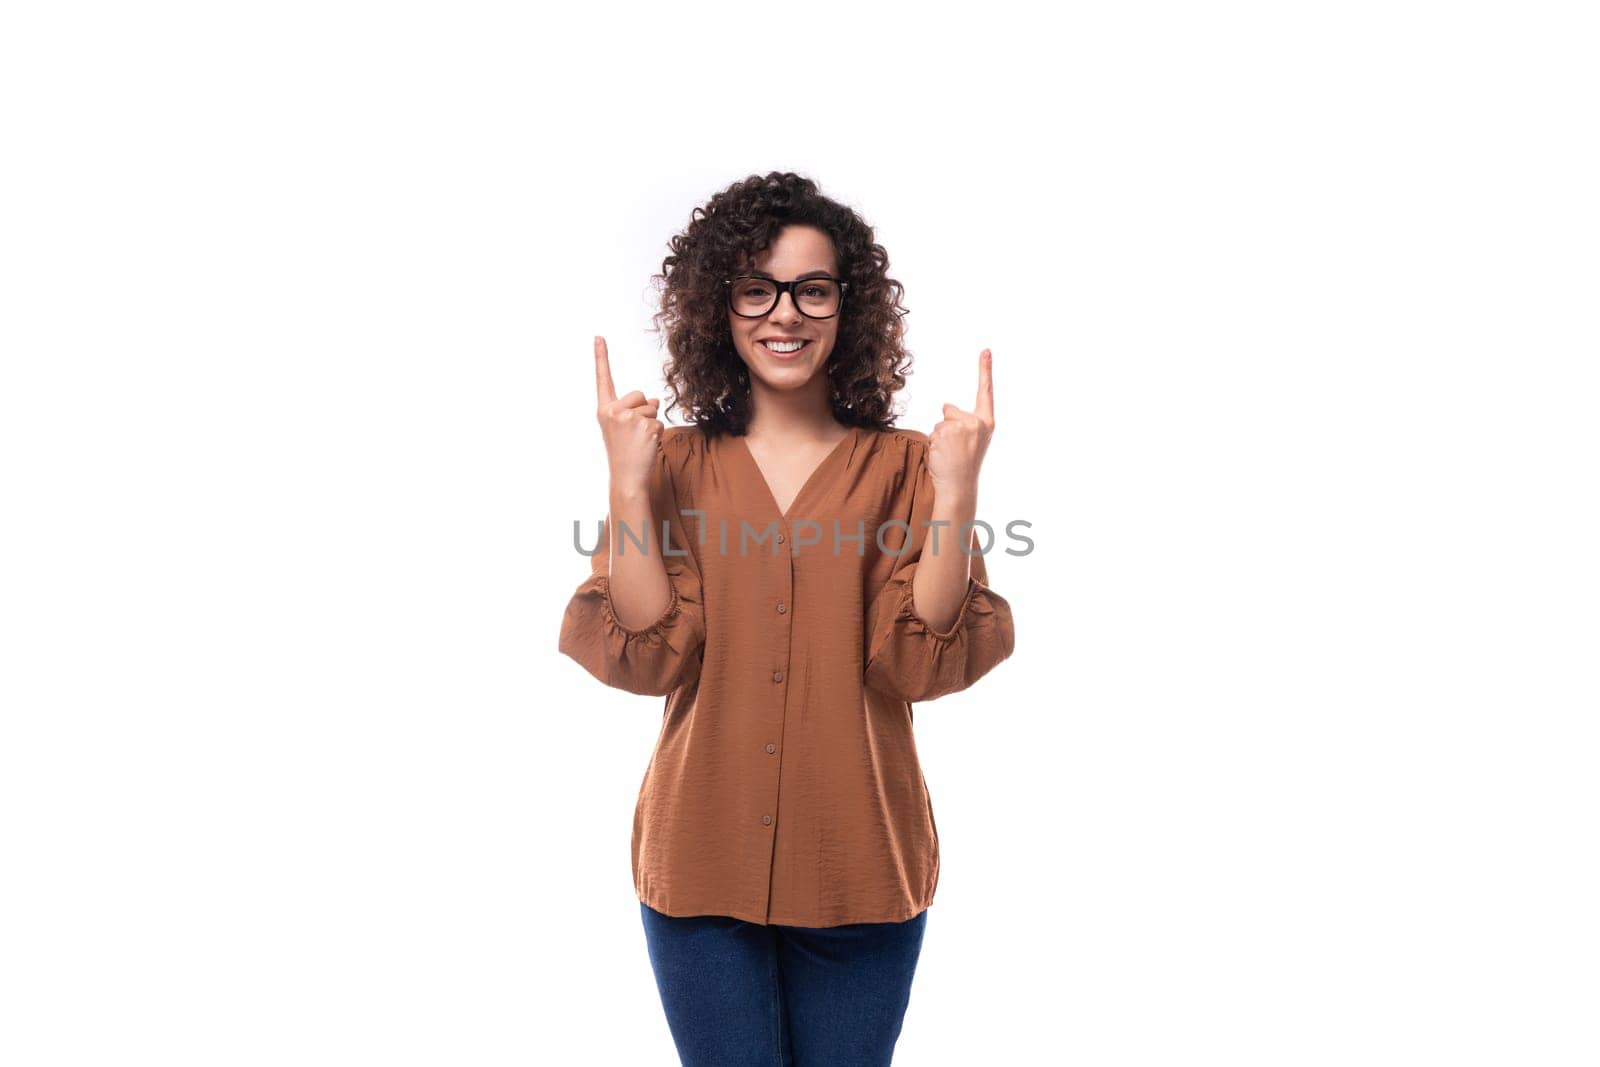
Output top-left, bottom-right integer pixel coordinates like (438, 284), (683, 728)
(760, 339), (812, 360)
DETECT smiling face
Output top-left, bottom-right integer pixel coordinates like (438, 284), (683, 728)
(727, 224), (842, 399)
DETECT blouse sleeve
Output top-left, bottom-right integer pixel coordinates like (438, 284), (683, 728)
(558, 438), (707, 697)
(863, 440), (1016, 703)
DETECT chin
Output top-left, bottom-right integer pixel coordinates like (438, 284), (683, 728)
(753, 367), (819, 390)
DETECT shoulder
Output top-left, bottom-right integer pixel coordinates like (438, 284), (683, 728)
(662, 423), (722, 455)
(857, 426), (928, 492)
(869, 426), (929, 464)
(878, 427), (929, 449)
(657, 424), (712, 486)
(661, 424), (701, 453)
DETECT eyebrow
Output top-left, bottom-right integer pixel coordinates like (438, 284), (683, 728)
(749, 269), (834, 280)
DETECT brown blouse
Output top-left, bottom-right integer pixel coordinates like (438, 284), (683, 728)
(557, 423), (1016, 927)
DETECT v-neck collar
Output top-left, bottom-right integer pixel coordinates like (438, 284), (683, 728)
(731, 425), (859, 524)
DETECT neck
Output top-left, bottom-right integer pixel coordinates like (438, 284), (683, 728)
(745, 374), (841, 441)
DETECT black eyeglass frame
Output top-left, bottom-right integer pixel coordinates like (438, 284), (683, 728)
(723, 275), (851, 320)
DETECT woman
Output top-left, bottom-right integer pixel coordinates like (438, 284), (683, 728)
(559, 172), (1015, 1065)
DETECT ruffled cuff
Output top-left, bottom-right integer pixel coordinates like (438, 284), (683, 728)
(901, 574), (982, 639)
(596, 573), (682, 637)
(559, 572), (706, 697)
(863, 576), (1015, 703)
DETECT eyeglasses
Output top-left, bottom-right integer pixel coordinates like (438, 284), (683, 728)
(724, 275), (849, 320)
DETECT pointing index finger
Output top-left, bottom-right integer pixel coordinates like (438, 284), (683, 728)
(975, 348), (994, 423)
(594, 336), (617, 405)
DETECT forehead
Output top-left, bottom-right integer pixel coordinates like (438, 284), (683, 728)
(743, 225), (838, 275)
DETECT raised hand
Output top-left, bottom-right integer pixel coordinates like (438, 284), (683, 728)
(926, 348), (995, 504)
(593, 335), (663, 496)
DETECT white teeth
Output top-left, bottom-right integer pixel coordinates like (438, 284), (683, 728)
(764, 340), (807, 353)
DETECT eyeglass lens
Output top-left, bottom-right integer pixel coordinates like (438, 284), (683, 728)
(730, 278), (841, 318)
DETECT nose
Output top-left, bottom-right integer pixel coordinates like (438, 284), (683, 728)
(768, 289), (802, 323)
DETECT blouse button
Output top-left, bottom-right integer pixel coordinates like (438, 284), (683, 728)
(772, 671), (784, 683)
(765, 743), (776, 754)
(776, 533), (785, 543)
(776, 602), (787, 614)
(762, 815), (772, 826)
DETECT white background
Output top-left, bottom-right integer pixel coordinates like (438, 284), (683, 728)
(3, 1), (1596, 1064)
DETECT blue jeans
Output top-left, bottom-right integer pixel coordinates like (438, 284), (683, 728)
(639, 901), (929, 1066)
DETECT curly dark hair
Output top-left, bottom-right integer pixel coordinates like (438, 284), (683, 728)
(649, 172), (913, 436)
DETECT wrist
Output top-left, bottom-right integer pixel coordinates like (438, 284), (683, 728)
(931, 486), (978, 519)
(609, 480), (652, 506)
